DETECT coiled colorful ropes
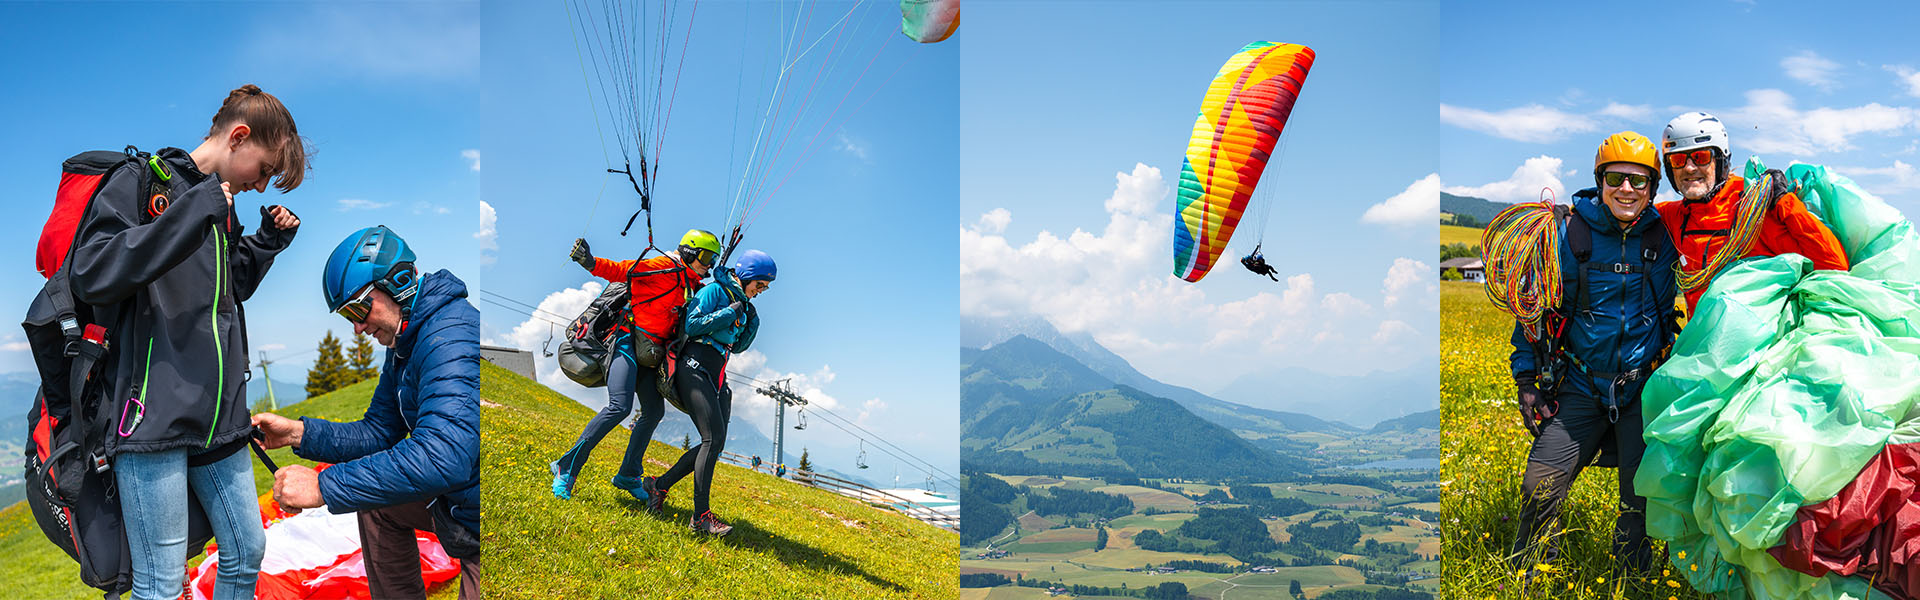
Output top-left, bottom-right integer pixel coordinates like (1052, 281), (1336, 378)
(1480, 194), (1563, 340)
(1677, 170), (1779, 292)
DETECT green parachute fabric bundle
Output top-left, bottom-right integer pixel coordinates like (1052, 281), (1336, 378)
(1637, 158), (1920, 599)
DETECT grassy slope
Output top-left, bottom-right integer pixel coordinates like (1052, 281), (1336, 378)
(479, 361), (957, 599)
(0, 375), (458, 599)
(1441, 224), (1483, 246)
(1441, 280), (1706, 598)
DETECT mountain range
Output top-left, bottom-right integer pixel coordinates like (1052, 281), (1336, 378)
(962, 335), (1305, 481)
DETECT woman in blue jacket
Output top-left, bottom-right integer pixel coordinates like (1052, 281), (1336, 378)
(644, 250), (774, 536)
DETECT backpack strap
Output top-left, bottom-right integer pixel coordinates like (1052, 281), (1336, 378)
(1566, 212), (1593, 313)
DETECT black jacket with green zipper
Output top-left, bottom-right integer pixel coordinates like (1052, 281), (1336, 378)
(66, 147), (297, 456)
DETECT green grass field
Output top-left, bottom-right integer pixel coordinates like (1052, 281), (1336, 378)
(480, 362), (957, 599)
(1442, 224), (1484, 246)
(0, 375), (460, 599)
(1441, 280), (1706, 599)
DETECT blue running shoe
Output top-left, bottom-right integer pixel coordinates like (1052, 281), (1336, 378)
(549, 460), (575, 500)
(611, 474), (650, 502)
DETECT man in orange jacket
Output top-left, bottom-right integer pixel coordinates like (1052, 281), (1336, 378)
(550, 229), (719, 501)
(1653, 112), (1849, 315)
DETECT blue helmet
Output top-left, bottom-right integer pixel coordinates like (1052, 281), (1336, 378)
(323, 226), (420, 317)
(732, 249), (776, 282)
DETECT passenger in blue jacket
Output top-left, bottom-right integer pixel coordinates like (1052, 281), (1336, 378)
(640, 249), (774, 536)
(1507, 132), (1678, 580)
(253, 226), (481, 600)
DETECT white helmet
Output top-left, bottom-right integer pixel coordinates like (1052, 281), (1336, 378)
(1663, 112), (1731, 190)
(1662, 112), (1729, 155)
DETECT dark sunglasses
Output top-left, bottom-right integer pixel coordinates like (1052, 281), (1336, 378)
(1666, 149), (1715, 170)
(1602, 171), (1652, 190)
(336, 284), (377, 324)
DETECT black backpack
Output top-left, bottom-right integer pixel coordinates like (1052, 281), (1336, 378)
(557, 281), (632, 388)
(23, 149), (218, 597)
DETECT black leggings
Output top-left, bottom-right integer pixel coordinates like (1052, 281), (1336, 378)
(654, 343), (731, 516)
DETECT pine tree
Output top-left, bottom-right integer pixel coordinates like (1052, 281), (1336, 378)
(346, 332), (378, 384)
(799, 448), (812, 471)
(306, 331), (347, 397)
(681, 434), (693, 450)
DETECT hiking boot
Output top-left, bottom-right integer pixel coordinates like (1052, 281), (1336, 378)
(610, 474), (650, 502)
(642, 476), (666, 513)
(549, 460), (575, 500)
(690, 511), (733, 536)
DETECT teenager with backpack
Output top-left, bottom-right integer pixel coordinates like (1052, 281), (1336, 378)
(59, 84), (309, 600)
(644, 249), (776, 536)
(1508, 132), (1678, 582)
(549, 229), (717, 500)
(251, 226), (482, 599)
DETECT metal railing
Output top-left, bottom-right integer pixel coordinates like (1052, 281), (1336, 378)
(716, 450), (959, 531)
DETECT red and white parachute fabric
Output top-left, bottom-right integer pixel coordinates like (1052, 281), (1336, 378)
(188, 492), (460, 599)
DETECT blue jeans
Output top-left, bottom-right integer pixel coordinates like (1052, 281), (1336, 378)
(555, 333), (666, 480)
(115, 446), (265, 600)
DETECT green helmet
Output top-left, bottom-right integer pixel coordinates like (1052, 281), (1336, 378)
(678, 229), (721, 265)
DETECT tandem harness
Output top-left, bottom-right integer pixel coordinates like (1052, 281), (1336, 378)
(1532, 209), (1674, 424)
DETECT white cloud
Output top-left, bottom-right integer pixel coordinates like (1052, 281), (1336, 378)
(1722, 89), (1918, 155)
(412, 201), (452, 216)
(1382, 258), (1432, 311)
(1782, 51), (1842, 91)
(0, 342), (28, 352)
(1371, 320), (1418, 344)
(1361, 174), (1440, 226)
(1442, 155), (1570, 204)
(485, 282), (605, 404)
(856, 398), (888, 427)
(461, 149), (481, 172)
(835, 132), (870, 162)
(259, 343), (288, 353)
(1835, 160), (1920, 193)
(337, 198), (390, 211)
(960, 162), (1431, 381)
(975, 208), (1011, 234)
(1440, 104), (1596, 143)
(476, 200), (498, 265)
(1887, 65), (1920, 98)
(1596, 102), (1654, 121)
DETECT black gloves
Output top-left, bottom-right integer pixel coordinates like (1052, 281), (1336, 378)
(1515, 375), (1555, 437)
(571, 238), (593, 270)
(1762, 168), (1795, 202)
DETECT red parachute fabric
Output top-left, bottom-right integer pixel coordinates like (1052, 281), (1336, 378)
(188, 466), (461, 600)
(1769, 442), (1920, 599)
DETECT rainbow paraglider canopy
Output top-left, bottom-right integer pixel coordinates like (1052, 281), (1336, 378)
(1172, 41), (1314, 283)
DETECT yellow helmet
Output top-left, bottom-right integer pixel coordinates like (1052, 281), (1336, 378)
(1594, 131), (1661, 182)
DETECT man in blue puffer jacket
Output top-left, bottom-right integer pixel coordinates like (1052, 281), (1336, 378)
(253, 226), (481, 600)
(1507, 132), (1678, 579)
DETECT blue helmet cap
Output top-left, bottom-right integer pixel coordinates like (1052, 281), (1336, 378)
(323, 225), (420, 315)
(732, 249), (776, 282)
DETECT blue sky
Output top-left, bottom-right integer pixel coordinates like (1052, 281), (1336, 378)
(960, 1), (1440, 391)
(0, 3), (478, 386)
(480, 1), (959, 487)
(1442, 0), (1920, 214)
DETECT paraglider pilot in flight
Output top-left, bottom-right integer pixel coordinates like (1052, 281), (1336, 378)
(1241, 246), (1280, 281)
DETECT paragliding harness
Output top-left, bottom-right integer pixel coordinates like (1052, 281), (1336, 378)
(25, 148), (279, 597)
(1554, 206), (1674, 424)
(655, 253), (747, 415)
(557, 254), (694, 388)
(1240, 246), (1280, 281)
